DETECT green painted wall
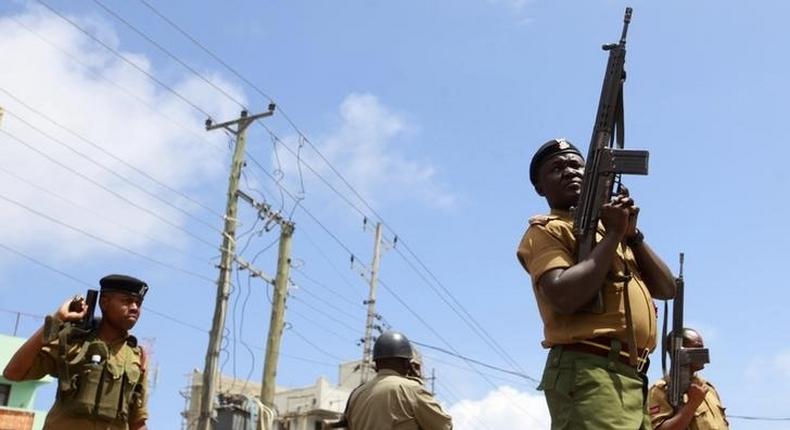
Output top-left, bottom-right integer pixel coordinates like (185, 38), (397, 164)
(1, 333), (53, 430)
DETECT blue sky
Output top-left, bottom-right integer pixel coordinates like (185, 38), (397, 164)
(1, 0), (789, 428)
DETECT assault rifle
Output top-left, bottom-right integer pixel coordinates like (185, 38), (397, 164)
(666, 253), (710, 410)
(573, 7), (650, 313)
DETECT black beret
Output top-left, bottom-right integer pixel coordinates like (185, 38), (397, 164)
(99, 274), (149, 299)
(529, 138), (583, 185)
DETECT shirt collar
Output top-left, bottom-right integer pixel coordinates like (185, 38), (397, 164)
(549, 208), (573, 219)
(376, 368), (403, 378)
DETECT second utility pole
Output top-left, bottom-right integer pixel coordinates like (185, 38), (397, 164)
(360, 222), (383, 383)
(260, 218), (294, 409)
(197, 104), (275, 430)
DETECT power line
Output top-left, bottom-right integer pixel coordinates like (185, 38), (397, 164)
(34, 0), (213, 119)
(421, 352), (533, 388)
(291, 266), (363, 310)
(0, 127), (218, 249)
(104, 1), (534, 409)
(291, 277), (362, 323)
(0, 241), (336, 369)
(232, 147), (542, 421)
(0, 86), (224, 218)
(2, 106), (223, 234)
(0, 164), (209, 264)
(0, 191), (215, 283)
(727, 415), (790, 421)
(288, 325), (347, 362)
(128, 0), (525, 379)
(377, 278), (546, 426)
(90, 0), (247, 112)
(6, 14), (228, 158)
(392, 245), (530, 377)
(287, 306), (353, 344)
(412, 341), (539, 384)
(289, 295), (359, 335)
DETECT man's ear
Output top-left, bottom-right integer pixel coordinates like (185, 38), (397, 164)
(534, 181), (545, 197)
(98, 294), (109, 314)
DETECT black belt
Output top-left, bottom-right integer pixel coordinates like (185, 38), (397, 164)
(561, 339), (650, 374)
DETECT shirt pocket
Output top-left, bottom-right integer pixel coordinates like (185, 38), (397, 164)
(118, 360), (143, 420)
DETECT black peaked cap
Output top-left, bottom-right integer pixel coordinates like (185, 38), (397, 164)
(529, 138), (582, 185)
(99, 274), (149, 298)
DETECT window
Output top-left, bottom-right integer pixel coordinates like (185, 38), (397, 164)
(0, 384), (11, 406)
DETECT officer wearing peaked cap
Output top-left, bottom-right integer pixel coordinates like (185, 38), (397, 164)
(328, 331), (453, 430)
(3, 274), (151, 430)
(517, 138), (676, 429)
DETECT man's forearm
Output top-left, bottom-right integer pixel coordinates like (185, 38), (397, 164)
(631, 241), (675, 299)
(655, 402), (698, 430)
(539, 233), (622, 314)
(2, 325), (45, 381)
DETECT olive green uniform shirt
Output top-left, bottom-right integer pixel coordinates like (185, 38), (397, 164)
(345, 369), (452, 430)
(648, 376), (729, 430)
(24, 335), (148, 430)
(516, 210), (657, 350)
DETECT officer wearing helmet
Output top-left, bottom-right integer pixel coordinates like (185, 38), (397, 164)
(330, 331), (452, 430)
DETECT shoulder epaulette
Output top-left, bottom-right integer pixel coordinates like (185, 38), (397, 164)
(528, 214), (560, 226)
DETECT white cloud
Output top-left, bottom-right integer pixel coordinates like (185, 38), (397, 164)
(448, 386), (550, 430)
(274, 93), (456, 211)
(0, 6), (242, 262)
(486, 0), (531, 12)
(771, 350), (790, 379)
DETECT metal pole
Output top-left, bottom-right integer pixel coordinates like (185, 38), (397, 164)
(361, 223), (383, 383)
(13, 312), (20, 336)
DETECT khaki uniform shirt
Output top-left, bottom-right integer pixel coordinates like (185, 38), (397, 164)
(516, 210), (657, 350)
(24, 335), (148, 430)
(345, 369), (452, 430)
(648, 376), (729, 430)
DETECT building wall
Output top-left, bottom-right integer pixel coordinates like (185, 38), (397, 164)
(184, 368), (353, 430)
(0, 334), (53, 430)
(0, 407), (35, 430)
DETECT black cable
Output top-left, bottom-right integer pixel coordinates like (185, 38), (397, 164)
(3, 107), (223, 234)
(411, 341), (539, 384)
(34, 0), (213, 118)
(0, 165), (208, 263)
(90, 0), (247, 111)
(0, 128), (218, 249)
(0, 87), (224, 218)
(0, 192), (215, 283)
(5, 16), (227, 158)
(727, 415), (790, 421)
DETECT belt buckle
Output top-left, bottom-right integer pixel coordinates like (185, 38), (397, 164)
(635, 348), (649, 373)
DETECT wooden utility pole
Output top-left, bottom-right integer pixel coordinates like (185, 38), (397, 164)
(360, 222), (383, 383)
(197, 104), (275, 430)
(260, 219), (294, 408)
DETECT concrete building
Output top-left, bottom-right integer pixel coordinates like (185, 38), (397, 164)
(182, 360), (365, 430)
(0, 334), (53, 430)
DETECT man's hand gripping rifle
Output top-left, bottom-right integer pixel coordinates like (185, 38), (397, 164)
(573, 7), (650, 313)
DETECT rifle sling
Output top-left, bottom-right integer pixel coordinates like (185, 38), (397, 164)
(621, 250), (639, 367)
(661, 299), (669, 377)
